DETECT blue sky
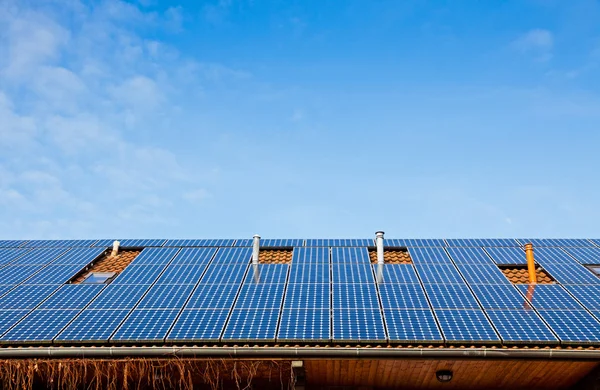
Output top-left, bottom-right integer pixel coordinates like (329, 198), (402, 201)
(1, 0), (600, 239)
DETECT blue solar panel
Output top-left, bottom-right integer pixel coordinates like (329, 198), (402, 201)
(169, 247), (217, 265)
(305, 239), (373, 247)
(120, 239), (167, 247)
(385, 239), (446, 248)
(0, 240), (26, 248)
(222, 309), (280, 341)
(164, 239), (236, 247)
(52, 247), (105, 266)
(234, 284), (285, 309)
(372, 264), (420, 284)
(288, 264), (330, 283)
(234, 239), (253, 247)
(278, 309), (330, 342)
(0, 310), (30, 335)
(456, 264), (511, 285)
(332, 309), (386, 342)
(129, 247), (179, 265)
(563, 248), (600, 265)
(331, 247), (371, 264)
(10, 248), (67, 265)
(1, 309), (80, 343)
(0, 285), (14, 299)
(517, 239), (595, 248)
(333, 283), (379, 309)
(445, 239), (520, 247)
(384, 309), (444, 343)
(136, 284), (195, 309)
(446, 247), (494, 264)
(23, 240), (97, 248)
(55, 309), (131, 343)
(292, 247), (329, 264)
(283, 283), (330, 309)
(470, 285), (529, 309)
(111, 265), (167, 285)
(534, 247), (579, 264)
(244, 264), (288, 284)
(0, 285), (60, 309)
(211, 247), (252, 264)
(185, 284), (240, 309)
(537, 310), (600, 344)
(483, 247), (527, 265)
(87, 284), (150, 309)
(332, 264), (374, 283)
(38, 285), (105, 309)
(0, 265), (45, 285)
(434, 309), (500, 344)
(408, 247), (451, 264)
(592, 239), (600, 248)
(378, 284), (429, 309)
(424, 284), (480, 309)
(166, 309), (229, 342)
(155, 264), (208, 284)
(24, 265), (84, 284)
(414, 264), (464, 284)
(0, 249), (30, 265)
(201, 264), (248, 284)
(486, 310), (558, 344)
(260, 239), (304, 247)
(541, 262), (599, 284)
(111, 309), (179, 342)
(516, 285), (584, 309)
(565, 285), (600, 310)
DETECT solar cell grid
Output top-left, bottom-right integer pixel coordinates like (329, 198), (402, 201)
(537, 310), (600, 344)
(10, 248), (67, 265)
(23, 240), (97, 248)
(331, 247), (371, 264)
(485, 310), (558, 344)
(484, 247), (527, 265)
(201, 264), (248, 284)
(55, 309), (131, 343)
(0, 265), (45, 285)
(563, 248), (600, 265)
(445, 239), (520, 247)
(541, 262), (599, 285)
(129, 247), (179, 265)
(517, 239), (595, 248)
(470, 285), (529, 309)
(384, 239), (445, 247)
(446, 247), (494, 264)
(51, 247), (105, 266)
(119, 239), (167, 247)
(423, 284), (480, 309)
(260, 239), (303, 247)
(288, 263), (330, 283)
(277, 309), (330, 342)
(0, 309), (80, 343)
(111, 265), (168, 285)
(111, 309), (179, 342)
(592, 239), (600, 248)
(434, 309), (500, 344)
(244, 264), (288, 284)
(0, 240), (26, 248)
(305, 239), (373, 247)
(516, 285), (584, 310)
(234, 239), (253, 247)
(533, 247), (579, 264)
(565, 285), (600, 310)
(24, 265), (84, 284)
(0, 285), (60, 309)
(283, 283), (330, 309)
(0, 249), (30, 265)
(378, 284), (430, 309)
(0, 286), (14, 299)
(38, 285), (105, 310)
(211, 247), (252, 264)
(384, 309), (444, 343)
(332, 309), (386, 342)
(222, 309), (280, 341)
(136, 284), (195, 309)
(292, 247), (329, 264)
(333, 283), (379, 309)
(166, 309), (229, 342)
(408, 247), (451, 264)
(92, 239), (115, 247)
(163, 239), (235, 247)
(234, 284), (285, 309)
(87, 284), (151, 309)
(169, 247), (216, 265)
(413, 264), (464, 284)
(185, 284), (240, 309)
(332, 263), (374, 283)
(0, 310), (30, 335)
(155, 264), (208, 284)
(456, 263), (511, 285)
(373, 264), (420, 284)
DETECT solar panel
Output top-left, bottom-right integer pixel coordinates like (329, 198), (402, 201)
(0, 265), (45, 285)
(483, 247), (527, 265)
(423, 284), (480, 309)
(470, 285), (529, 309)
(333, 283), (379, 309)
(111, 265), (168, 285)
(163, 239), (236, 247)
(378, 284), (430, 309)
(185, 284), (240, 309)
(201, 264), (248, 284)
(0, 240), (26, 248)
(408, 247), (451, 264)
(0, 309), (80, 343)
(23, 240), (98, 248)
(87, 284), (151, 309)
(536, 310), (600, 344)
(541, 262), (599, 285)
(0, 310), (30, 335)
(534, 247), (579, 264)
(516, 239), (595, 248)
(244, 264), (288, 284)
(305, 239), (373, 247)
(385, 239), (446, 248)
(9, 248), (68, 265)
(0, 285), (14, 299)
(166, 309), (229, 342)
(260, 239), (304, 247)
(0, 285), (60, 309)
(111, 309), (179, 342)
(445, 239), (520, 247)
(136, 284), (195, 309)
(516, 285), (584, 309)
(413, 264), (464, 284)
(234, 239), (253, 247)
(433, 309), (500, 344)
(592, 239), (600, 248)
(372, 264), (420, 284)
(292, 247), (329, 264)
(384, 309), (444, 343)
(155, 264), (208, 284)
(55, 309), (131, 343)
(485, 309), (558, 344)
(222, 309), (280, 341)
(456, 264), (511, 285)
(288, 264), (330, 283)
(211, 247), (252, 264)
(119, 239), (167, 247)
(277, 309), (330, 342)
(169, 247), (217, 265)
(283, 283), (330, 309)
(332, 264), (374, 283)
(129, 247), (179, 265)
(0, 249), (30, 265)
(332, 309), (386, 342)
(38, 285), (105, 309)
(24, 265), (85, 284)
(233, 284), (285, 309)
(563, 248), (600, 265)
(446, 247), (494, 264)
(565, 285), (600, 310)
(331, 247), (371, 264)
(51, 247), (105, 266)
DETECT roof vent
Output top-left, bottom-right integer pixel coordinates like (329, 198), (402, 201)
(252, 234), (260, 265)
(524, 243), (537, 284)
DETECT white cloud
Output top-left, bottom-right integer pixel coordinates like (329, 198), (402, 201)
(512, 29), (554, 62)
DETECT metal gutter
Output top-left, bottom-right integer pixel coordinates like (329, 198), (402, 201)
(0, 347), (600, 360)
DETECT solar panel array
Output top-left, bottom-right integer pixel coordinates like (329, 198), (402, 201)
(0, 238), (599, 346)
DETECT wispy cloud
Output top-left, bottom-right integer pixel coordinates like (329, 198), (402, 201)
(512, 28), (554, 62)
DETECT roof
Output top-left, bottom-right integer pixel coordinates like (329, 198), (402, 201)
(0, 237), (600, 349)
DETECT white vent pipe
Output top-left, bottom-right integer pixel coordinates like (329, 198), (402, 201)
(111, 240), (120, 257)
(252, 235), (260, 265)
(375, 231), (385, 264)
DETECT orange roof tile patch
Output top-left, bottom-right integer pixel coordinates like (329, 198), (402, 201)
(71, 250), (141, 283)
(500, 266), (555, 284)
(369, 249), (413, 264)
(259, 249), (292, 264)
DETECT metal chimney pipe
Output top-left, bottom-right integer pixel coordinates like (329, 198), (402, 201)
(524, 243), (537, 284)
(110, 241), (120, 257)
(252, 235), (260, 265)
(375, 231), (385, 265)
